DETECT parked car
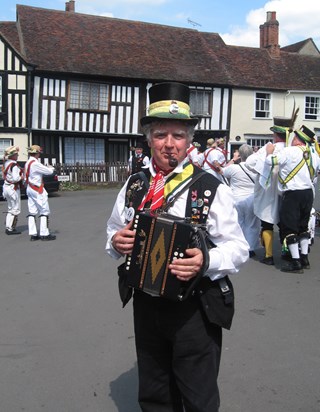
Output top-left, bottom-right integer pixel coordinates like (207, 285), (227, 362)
(0, 161), (60, 199)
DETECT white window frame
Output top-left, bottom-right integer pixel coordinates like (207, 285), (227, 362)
(305, 95), (320, 120)
(0, 138), (13, 159)
(245, 135), (273, 149)
(254, 91), (271, 118)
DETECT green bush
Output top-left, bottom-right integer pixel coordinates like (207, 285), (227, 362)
(60, 181), (83, 191)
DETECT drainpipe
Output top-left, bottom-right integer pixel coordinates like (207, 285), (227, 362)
(26, 65), (34, 149)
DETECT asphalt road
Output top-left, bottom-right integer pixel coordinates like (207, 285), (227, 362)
(0, 187), (319, 412)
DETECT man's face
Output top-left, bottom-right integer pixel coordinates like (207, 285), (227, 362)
(135, 148), (143, 156)
(148, 121), (190, 171)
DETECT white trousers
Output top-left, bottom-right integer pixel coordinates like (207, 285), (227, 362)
(26, 186), (51, 236)
(3, 185), (21, 230)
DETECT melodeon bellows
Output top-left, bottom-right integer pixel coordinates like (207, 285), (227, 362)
(125, 211), (205, 301)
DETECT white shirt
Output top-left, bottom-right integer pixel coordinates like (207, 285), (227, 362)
(187, 144), (199, 164)
(223, 162), (256, 198)
(266, 145), (320, 194)
(202, 147), (226, 182)
(24, 156), (55, 187)
(246, 142), (285, 224)
(3, 160), (22, 185)
(106, 159), (249, 281)
(128, 154), (150, 171)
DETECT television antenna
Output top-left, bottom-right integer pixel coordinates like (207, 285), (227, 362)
(187, 18), (202, 28)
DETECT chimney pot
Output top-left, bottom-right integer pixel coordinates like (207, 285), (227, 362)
(65, 1), (75, 12)
(260, 11), (280, 58)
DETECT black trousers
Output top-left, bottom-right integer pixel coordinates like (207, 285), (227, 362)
(133, 290), (222, 412)
(280, 189), (313, 238)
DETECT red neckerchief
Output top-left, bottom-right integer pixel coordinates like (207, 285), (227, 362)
(138, 159), (172, 211)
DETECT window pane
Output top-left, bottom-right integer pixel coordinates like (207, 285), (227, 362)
(69, 81), (109, 111)
(64, 137), (105, 163)
(0, 138), (12, 158)
(0, 76), (2, 112)
(255, 92), (270, 118)
(305, 96), (319, 120)
(190, 90), (211, 116)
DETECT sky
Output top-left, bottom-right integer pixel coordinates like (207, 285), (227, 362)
(1, 0), (320, 49)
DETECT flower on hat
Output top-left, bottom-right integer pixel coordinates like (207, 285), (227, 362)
(4, 146), (19, 158)
(27, 145), (42, 154)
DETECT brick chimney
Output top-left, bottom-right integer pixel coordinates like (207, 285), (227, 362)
(65, 1), (75, 12)
(259, 11), (280, 58)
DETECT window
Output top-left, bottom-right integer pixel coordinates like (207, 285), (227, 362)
(0, 75), (2, 112)
(64, 137), (105, 163)
(255, 92), (271, 118)
(305, 96), (320, 120)
(246, 137), (272, 148)
(0, 138), (12, 158)
(68, 81), (110, 111)
(189, 89), (211, 116)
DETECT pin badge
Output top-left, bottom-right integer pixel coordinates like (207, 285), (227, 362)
(169, 101), (179, 114)
(125, 207), (135, 221)
(204, 190), (211, 197)
(197, 199), (204, 207)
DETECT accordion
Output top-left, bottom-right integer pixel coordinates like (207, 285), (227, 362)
(124, 211), (208, 301)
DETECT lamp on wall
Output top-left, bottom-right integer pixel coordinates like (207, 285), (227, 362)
(235, 136), (241, 141)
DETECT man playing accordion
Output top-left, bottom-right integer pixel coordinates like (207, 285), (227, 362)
(106, 82), (249, 412)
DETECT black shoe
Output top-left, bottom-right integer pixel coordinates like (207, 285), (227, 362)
(281, 259), (303, 274)
(281, 252), (291, 261)
(300, 254), (310, 269)
(6, 229), (21, 235)
(249, 251), (256, 258)
(40, 234), (56, 241)
(260, 256), (274, 265)
(30, 235), (40, 241)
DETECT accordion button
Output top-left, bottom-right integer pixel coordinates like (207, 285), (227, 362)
(179, 253), (184, 258)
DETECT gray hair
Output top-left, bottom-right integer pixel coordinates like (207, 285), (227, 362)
(239, 144), (253, 161)
(141, 120), (195, 144)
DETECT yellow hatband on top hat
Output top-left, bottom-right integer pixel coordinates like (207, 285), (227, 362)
(140, 82), (198, 127)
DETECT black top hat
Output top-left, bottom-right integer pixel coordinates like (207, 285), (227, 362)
(294, 125), (315, 144)
(270, 103), (299, 135)
(270, 117), (294, 135)
(140, 82), (198, 127)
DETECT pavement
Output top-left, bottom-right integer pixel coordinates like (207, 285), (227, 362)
(0, 187), (319, 412)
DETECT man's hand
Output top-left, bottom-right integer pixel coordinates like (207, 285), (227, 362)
(266, 142), (275, 155)
(169, 248), (203, 282)
(112, 221), (135, 255)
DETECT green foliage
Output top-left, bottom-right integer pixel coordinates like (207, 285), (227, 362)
(60, 181), (83, 191)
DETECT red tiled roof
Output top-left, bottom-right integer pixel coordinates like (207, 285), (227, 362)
(0, 22), (21, 53)
(1, 5), (319, 91)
